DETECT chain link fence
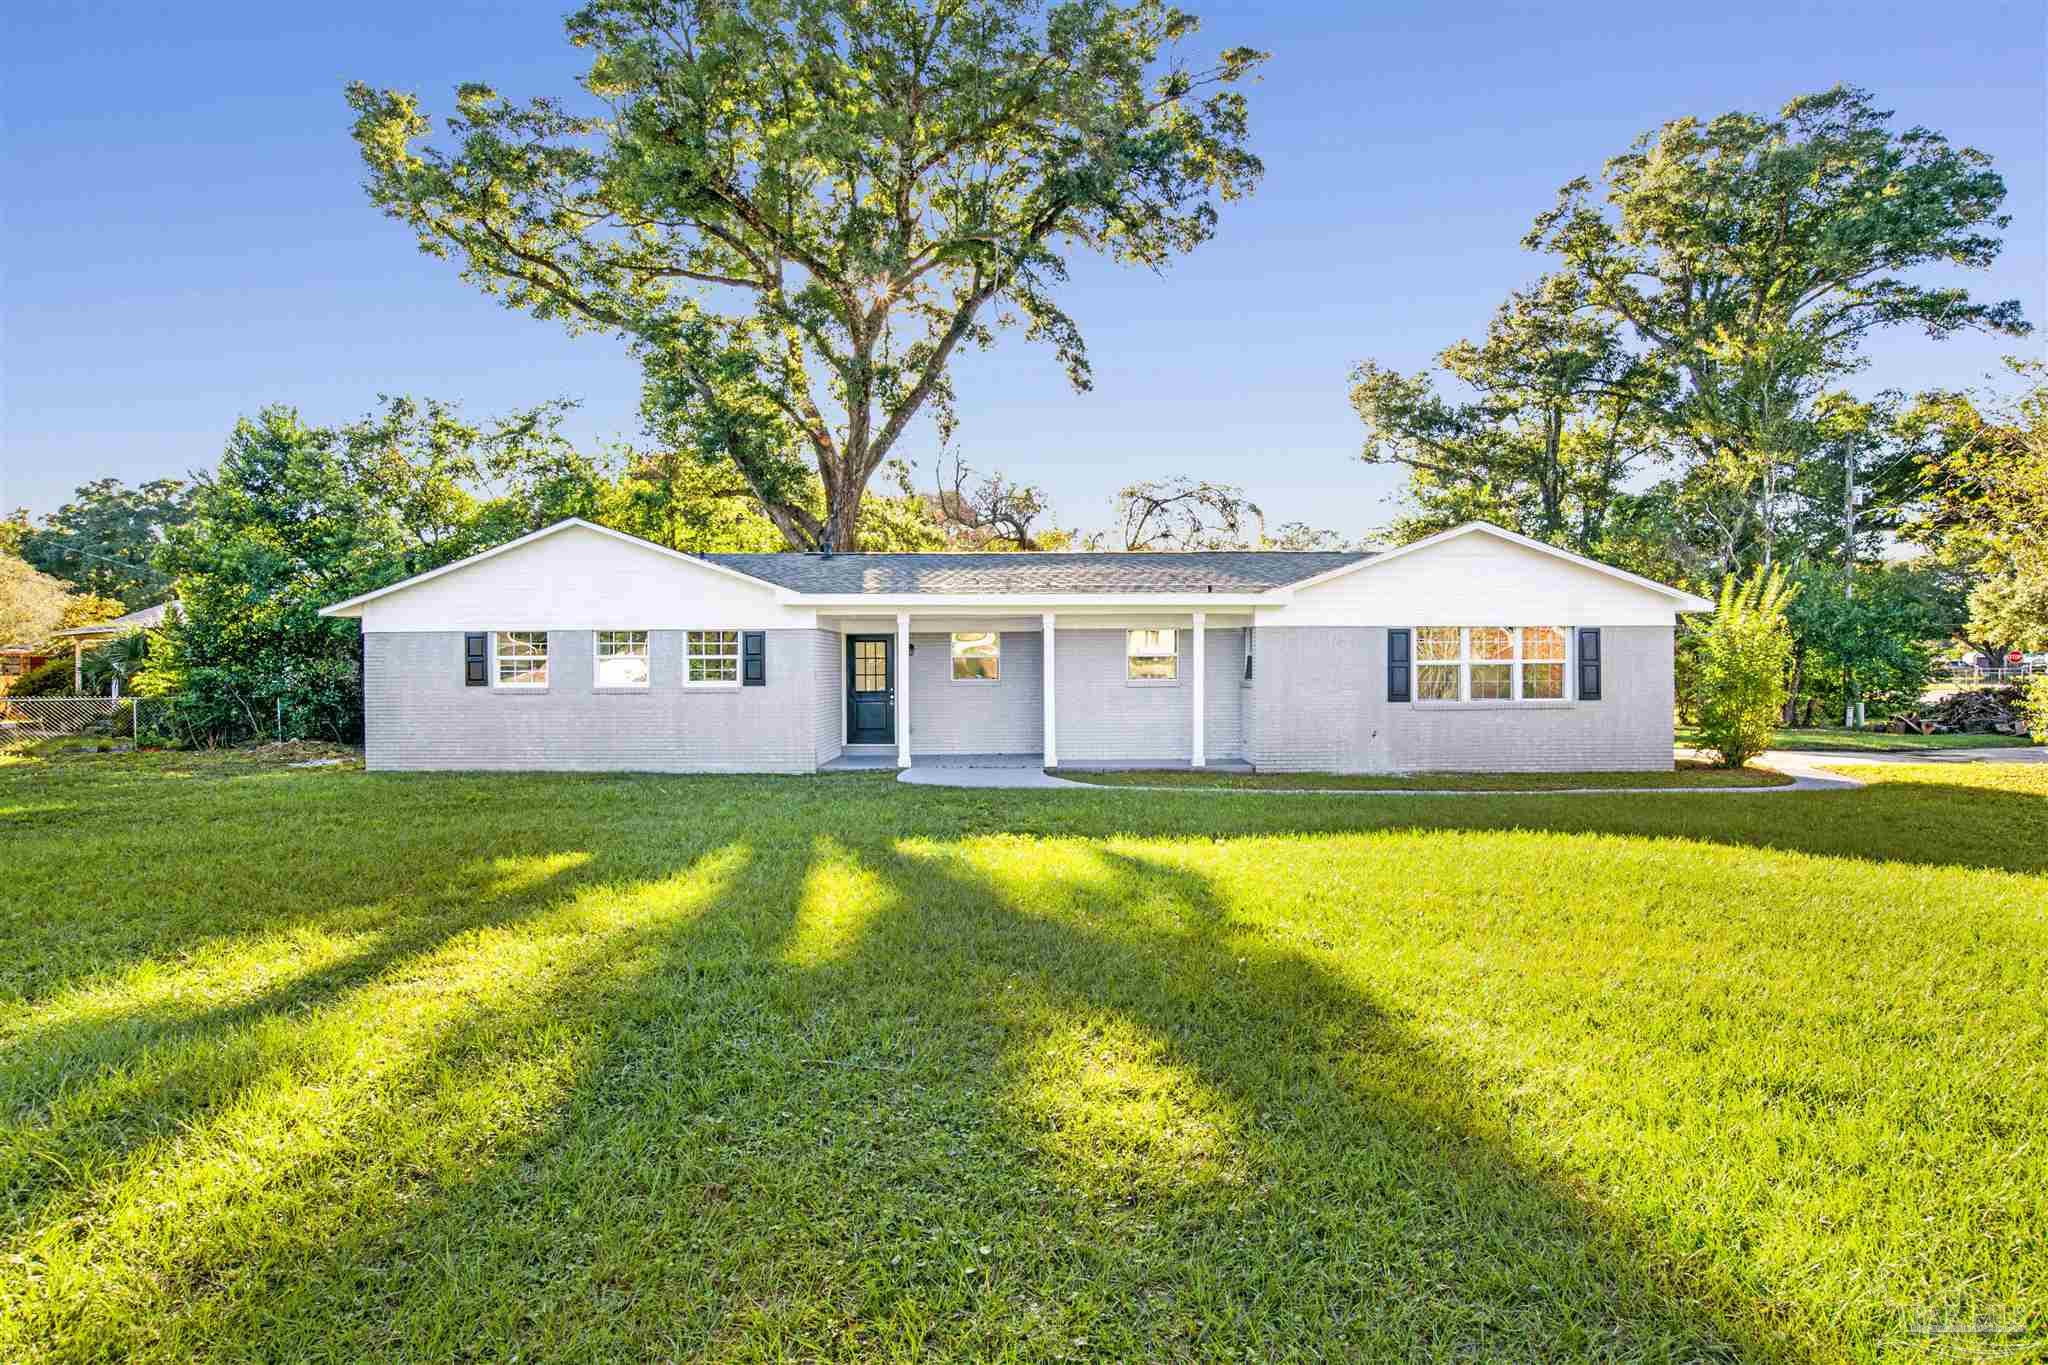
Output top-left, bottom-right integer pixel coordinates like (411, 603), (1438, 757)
(0, 696), (186, 742)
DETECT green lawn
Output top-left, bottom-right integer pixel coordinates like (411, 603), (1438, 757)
(1055, 761), (1795, 791)
(3, 748), (2044, 1362)
(1678, 724), (2035, 753)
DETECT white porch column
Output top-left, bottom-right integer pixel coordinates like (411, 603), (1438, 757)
(895, 611), (912, 769)
(73, 640), (83, 692)
(1041, 612), (1057, 768)
(1191, 611), (1206, 768)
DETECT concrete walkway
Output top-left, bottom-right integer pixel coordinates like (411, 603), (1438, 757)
(891, 745), (2042, 794)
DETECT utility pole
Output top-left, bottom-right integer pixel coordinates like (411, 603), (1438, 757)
(1842, 440), (1862, 728)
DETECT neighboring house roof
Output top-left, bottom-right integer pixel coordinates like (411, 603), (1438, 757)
(51, 600), (178, 639)
(698, 549), (1375, 595)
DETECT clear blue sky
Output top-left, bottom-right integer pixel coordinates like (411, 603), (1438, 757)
(5, 0), (2042, 537)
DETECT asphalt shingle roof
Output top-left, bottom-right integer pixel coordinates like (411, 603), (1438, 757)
(699, 550), (1376, 595)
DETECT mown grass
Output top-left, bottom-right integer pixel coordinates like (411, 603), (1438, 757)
(1678, 724), (2034, 753)
(1054, 761), (1794, 791)
(2, 748), (2044, 1362)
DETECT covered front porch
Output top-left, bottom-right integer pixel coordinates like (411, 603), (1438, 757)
(817, 609), (1251, 771)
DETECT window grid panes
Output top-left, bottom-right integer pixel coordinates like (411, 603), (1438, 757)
(1411, 627), (1570, 703)
(1521, 626), (1567, 699)
(950, 632), (1000, 681)
(686, 630), (740, 685)
(594, 630), (650, 688)
(1126, 629), (1177, 681)
(494, 631), (548, 688)
(852, 640), (888, 692)
(1416, 627), (1460, 700)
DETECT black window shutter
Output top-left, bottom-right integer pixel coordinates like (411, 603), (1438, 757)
(1387, 628), (1411, 702)
(1244, 632), (1254, 681)
(464, 633), (488, 687)
(1577, 628), (1602, 701)
(742, 631), (767, 686)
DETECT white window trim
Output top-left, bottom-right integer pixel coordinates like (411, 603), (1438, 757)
(683, 629), (742, 690)
(949, 631), (1001, 683)
(490, 630), (549, 690)
(1412, 626), (1575, 706)
(592, 629), (652, 691)
(1125, 628), (1180, 686)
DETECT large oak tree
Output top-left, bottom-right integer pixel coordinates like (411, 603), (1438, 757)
(1355, 87), (2028, 573)
(349, 0), (1265, 550)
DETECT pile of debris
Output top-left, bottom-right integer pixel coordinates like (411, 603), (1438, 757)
(1890, 685), (2030, 735)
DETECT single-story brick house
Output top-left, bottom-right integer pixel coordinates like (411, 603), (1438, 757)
(319, 518), (1713, 774)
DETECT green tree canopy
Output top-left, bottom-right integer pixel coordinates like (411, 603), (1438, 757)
(20, 477), (192, 608)
(348, 0), (1266, 552)
(1356, 86), (2028, 579)
(1529, 85), (2026, 390)
(0, 552), (79, 650)
(1351, 274), (1669, 552)
(1901, 362), (2048, 655)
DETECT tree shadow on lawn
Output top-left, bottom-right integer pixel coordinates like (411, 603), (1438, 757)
(48, 828), (1817, 1362)
(0, 768), (847, 1008)
(0, 809), (777, 1250)
(8, 765), (2035, 1358)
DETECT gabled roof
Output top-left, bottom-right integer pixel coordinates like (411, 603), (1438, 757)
(1289, 522), (1716, 612)
(52, 600), (179, 638)
(315, 516), (1710, 614)
(701, 549), (1375, 595)
(318, 518), (777, 618)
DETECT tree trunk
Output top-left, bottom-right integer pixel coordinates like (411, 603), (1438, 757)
(1781, 645), (1804, 726)
(822, 473), (862, 554)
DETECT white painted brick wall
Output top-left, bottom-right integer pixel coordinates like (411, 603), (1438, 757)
(1246, 625), (1673, 772)
(812, 629), (842, 766)
(363, 630), (822, 772)
(1052, 627), (1245, 763)
(906, 631), (1044, 754)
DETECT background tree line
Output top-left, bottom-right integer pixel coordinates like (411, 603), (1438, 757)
(2, 391), (1354, 740)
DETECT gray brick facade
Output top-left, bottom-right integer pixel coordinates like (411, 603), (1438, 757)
(812, 629), (843, 766)
(1245, 625), (1673, 772)
(362, 623), (1670, 774)
(1051, 627), (1246, 763)
(907, 631), (1044, 755)
(364, 630), (827, 773)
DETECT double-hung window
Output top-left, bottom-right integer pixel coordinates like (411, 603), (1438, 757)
(950, 632), (1000, 681)
(594, 630), (650, 688)
(685, 630), (740, 686)
(1415, 626), (1570, 702)
(1126, 629), (1177, 681)
(493, 631), (548, 688)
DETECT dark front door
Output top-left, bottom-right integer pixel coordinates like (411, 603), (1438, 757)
(846, 636), (895, 745)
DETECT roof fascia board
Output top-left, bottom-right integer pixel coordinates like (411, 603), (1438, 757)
(789, 592), (1282, 609)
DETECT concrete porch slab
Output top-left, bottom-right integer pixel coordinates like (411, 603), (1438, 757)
(822, 751), (1050, 774)
(818, 753), (898, 772)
